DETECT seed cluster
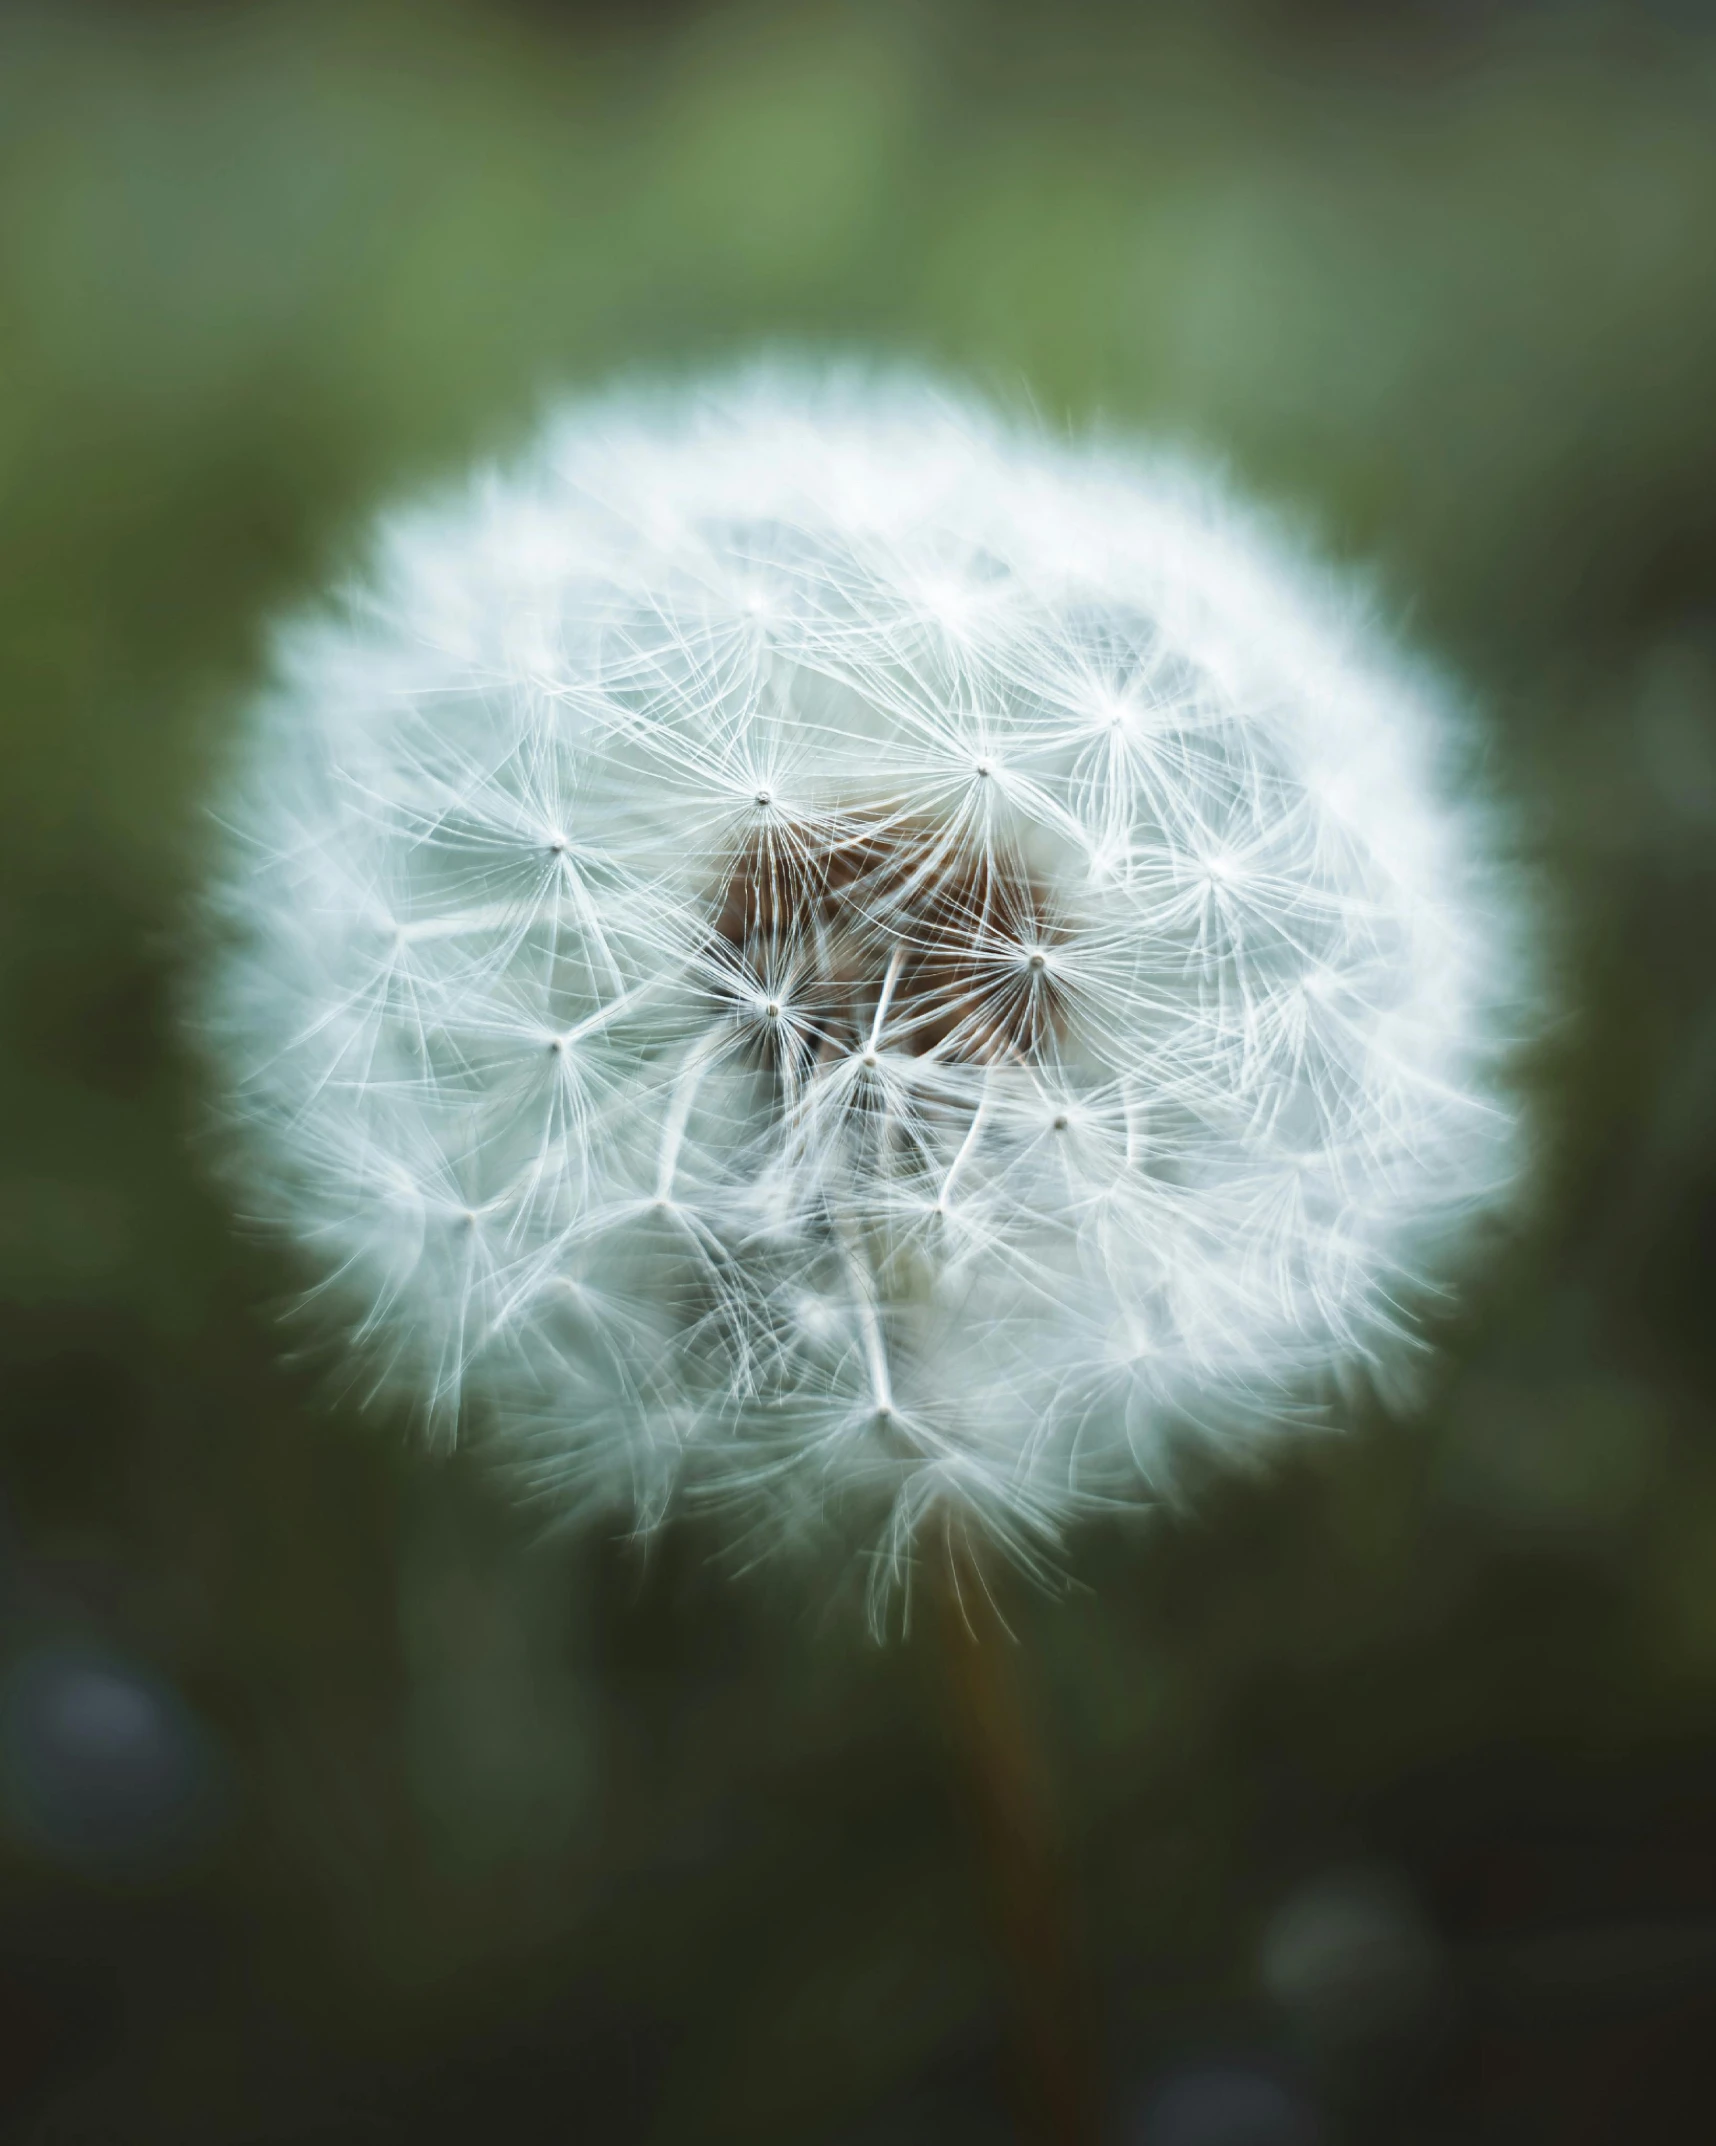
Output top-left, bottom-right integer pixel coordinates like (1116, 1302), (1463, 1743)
(201, 367), (1526, 1600)
(712, 809), (1070, 1083)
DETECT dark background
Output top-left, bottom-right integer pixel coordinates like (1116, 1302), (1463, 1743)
(4, 2), (1716, 2139)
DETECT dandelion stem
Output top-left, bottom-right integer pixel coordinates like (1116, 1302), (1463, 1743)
(933, 1530), (1097, 2146)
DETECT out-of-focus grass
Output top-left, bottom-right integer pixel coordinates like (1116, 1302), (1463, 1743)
(4, 4), (1716, 2140)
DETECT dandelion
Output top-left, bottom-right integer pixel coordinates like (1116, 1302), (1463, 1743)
(200, 363), (1527, 1610)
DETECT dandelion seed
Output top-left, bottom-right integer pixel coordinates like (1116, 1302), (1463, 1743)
(198, 361), (1532, 1594)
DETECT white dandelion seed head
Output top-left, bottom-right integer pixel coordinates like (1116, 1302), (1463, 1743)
(200, 361), (1531, 1598)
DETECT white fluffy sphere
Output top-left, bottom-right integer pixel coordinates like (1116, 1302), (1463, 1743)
(202, 365), (1527, 1587)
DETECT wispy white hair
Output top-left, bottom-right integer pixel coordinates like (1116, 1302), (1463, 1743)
(200, 362), (1528, 1605)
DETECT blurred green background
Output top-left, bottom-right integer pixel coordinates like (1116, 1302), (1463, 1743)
(4, 2), (1716, 2140)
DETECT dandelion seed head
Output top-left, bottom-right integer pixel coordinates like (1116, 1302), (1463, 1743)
(199, 361), (1532, 1588)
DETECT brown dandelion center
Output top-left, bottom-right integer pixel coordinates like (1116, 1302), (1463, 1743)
(711, 808), (1069, 1073)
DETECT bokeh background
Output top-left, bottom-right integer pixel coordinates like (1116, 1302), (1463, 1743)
(4, 2), (1716, 2139)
